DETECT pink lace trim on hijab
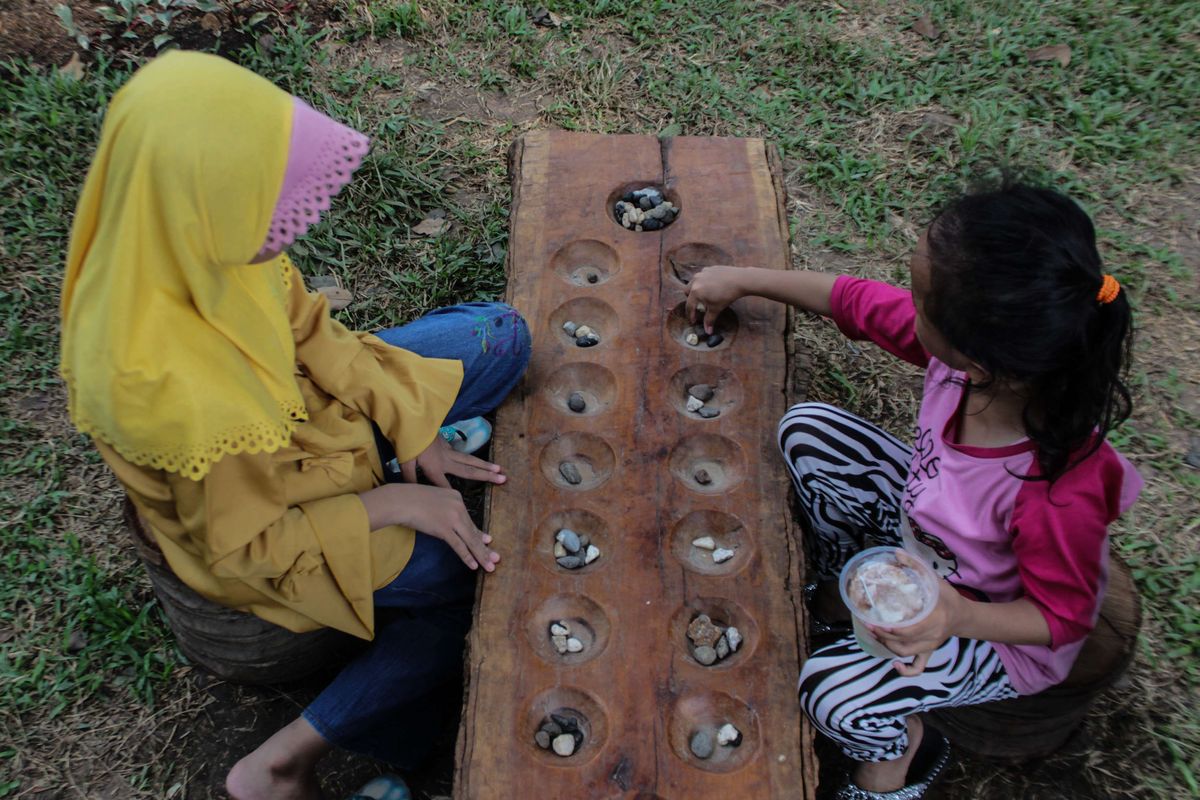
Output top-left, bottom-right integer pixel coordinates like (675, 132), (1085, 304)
(257, 97), (370, 258)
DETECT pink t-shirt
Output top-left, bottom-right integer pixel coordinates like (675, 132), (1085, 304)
(830, 276), (1142, 695)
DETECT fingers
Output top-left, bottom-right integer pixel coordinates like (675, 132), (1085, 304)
(455, 521), (500, 572)
(893, 651), (930, 677)
(703, 304), (719, 335)
(447, 452), (506, 484)
(400, 459), (418, 484)
(685, 286), (699, 324)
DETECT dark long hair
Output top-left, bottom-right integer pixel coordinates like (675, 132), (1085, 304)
(924, 182), (1133, 482)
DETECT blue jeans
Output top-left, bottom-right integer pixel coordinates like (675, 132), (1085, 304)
(302, 302), (530, 767)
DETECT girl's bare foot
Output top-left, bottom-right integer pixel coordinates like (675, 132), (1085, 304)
(226, 716), (331, 800)
(852, 715), (923, 793)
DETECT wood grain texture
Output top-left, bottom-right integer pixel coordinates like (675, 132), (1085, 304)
(455, 131), (814, 799)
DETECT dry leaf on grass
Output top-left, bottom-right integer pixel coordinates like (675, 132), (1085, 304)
(1026, 43), (1072, 67)
(59, 52), (85, 79)
(316, 286), (353, 311)
(413, 217), (450, 236)
(199, 13), (221, 33)
(912, 14), (941, 40)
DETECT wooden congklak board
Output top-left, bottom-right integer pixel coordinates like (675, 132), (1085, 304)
(455, 131), (814, 799)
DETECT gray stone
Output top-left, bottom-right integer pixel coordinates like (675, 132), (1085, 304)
(688, 384), (715, 401)
(542, 720), (562, 737)
(698, 406), (720, 419)
(691, 536), (716, 550)
(693, 645), (718, 665)
(559, 461), (582, 485)
(643, 218), (663, 231)
(576, 333), (600, 347)
(566, 637), (584, 653)
(726, 626), (742, 652)
(715, 634), (730, 659)
(689, 730), (715, 759)
(551, 634), (568, 653)
(686, 395), (704, 413)
(550, 622), (570, 636)
(622, 191), (636, 203)
(578, 533), (591, 549)
(685, 332), (700, 346)
(694, 468), (712, 486)
(570, 728), (585, 747)
(535, 730), (552, 749)
(557, 555), (583, 569)
(706, 332), (724, 347)
(551, 713), (575, 731)
(584, 544), (601, 564)
(713, 547), (736, 563)
(567, 392), (587, 413)
(638, 195), (655, 210)
(562, 320), (578, 337)
(552, 733), (576, 757)
(556, 528), (582, 553)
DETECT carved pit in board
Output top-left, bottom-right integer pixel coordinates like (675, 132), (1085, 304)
(606, 181), (682, 232)
(667, 690), (761, 773)
(539, 433), (616, 491)
(668, 596), (759, 670)
(551, 239), (620, 287)
(543, 363), (617, 418)
(525, 593), (611, 666)
(532, 509), (610, 575)
(667, 434), (746, 494)
(549, 297), (618, 348)
(666, 302), (739, 351)
(669, 510), (752, 576)
(523, 687), (608, 766)
(667, 365), (742, 421)
(666, 243), (734, 285)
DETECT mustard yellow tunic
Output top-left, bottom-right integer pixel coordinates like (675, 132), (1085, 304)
(99, 276), (463, 640)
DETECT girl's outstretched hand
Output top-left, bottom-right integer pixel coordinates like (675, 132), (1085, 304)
(400, 435), (506, 488)
(868, 574), (966, 676)
(364, 483), (500, 571)
(685, 266), (745, 333)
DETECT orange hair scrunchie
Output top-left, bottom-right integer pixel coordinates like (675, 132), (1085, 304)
(1096, 274), (1121, 304)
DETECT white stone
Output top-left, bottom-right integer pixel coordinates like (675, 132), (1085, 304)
(566, 637), (584, 653)
(574, 325), (593, 339)
(584, 544), (601, 564)
(712, 548), (736, 564)
(552, 634), (568, 654)
(726, 626), (742, 652)
(686, 395), (704, 412)
(717, 723), (741, 746)
(550, 622), (570, 637)
(552, 733), (576, 757)
(553, 542), (567, 558)
(691, 536), (716, 550)
(685, 333), (700, 346)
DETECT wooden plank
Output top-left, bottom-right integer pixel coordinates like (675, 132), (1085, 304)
(456, 131), (814, 799)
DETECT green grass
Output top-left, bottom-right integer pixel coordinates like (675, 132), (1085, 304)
(2, 0), (1198, 796)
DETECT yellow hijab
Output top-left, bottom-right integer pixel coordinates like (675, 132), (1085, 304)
(61, 51), (308, 480)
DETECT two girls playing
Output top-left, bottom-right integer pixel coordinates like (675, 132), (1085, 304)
(64, 53), (1138, 800)
(686, 185), (1140, 798)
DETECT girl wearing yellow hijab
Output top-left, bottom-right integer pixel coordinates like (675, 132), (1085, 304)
(61, 51), (529, 799)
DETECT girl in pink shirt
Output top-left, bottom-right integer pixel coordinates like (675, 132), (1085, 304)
(685, 182), (1139, 800)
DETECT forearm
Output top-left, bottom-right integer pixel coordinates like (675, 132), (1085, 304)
(734, 268), (837, 316)
(359, 484), (404, 531)
(953, 596), (1052, 646)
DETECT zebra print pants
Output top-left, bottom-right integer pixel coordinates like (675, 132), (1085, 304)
(778, 403), (1018, 762)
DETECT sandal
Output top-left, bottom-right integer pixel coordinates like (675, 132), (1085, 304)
(348, 774), (412, 800)
(803, 581), (853, 638)
(439, 416), (492, 455)
(834, 726), (951, 800)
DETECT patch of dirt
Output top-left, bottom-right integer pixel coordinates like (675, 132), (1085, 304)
(0, 0), (345, 67)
